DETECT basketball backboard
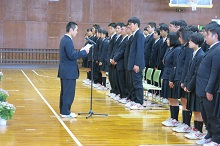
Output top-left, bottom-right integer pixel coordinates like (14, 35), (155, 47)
(169, 0), (213, 8)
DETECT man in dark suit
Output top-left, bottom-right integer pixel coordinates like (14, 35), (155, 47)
(58, 22), (90, 118)
(196, 23), (220, 146)
(127, 17), (145, 110)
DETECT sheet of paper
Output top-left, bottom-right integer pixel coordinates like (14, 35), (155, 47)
(81, 44), (92, 51)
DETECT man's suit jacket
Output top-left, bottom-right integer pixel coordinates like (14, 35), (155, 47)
(156, 38), (168, 70)
(149, 38), (163, 68)
(58, 35), (87, 79)
(99, 38), (109, 63)
(196, 42), (220, 97)
(124, 35), (133, 70)
(113, 36), (128, 70)
(184, 48), (204, 92)
(144, 34), (155, 67)
(128, 29), (145, 71)
(107, 34), (117, 66)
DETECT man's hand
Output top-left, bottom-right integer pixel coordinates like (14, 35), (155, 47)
(206, 92), (213, 101)
(133, 65), (140, 73)
(181, 83), (185, 89)
(99, 62), (102, 66)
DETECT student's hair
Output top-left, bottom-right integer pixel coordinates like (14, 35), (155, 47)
(189, 33), (204, 47)
(128, 17), (140, 27)
(144, 27), (148, 31)
(87, 27), (92, 32)
(170, 20), (178, 26)
(66, 22), (77, 32)
(177, 26), (193, 43)
(160, 24), (169, 32)
(167, 32), (181, 47)
(93, 24), (100, 30)
(117, 22), (125, 28)
(188, 25), (199, 33)
(159, 23), (166, 27)
(205, 22), (220, 40)
(148, 22), (156, 28)
(96, 28), (102, 34)
(108, 22), (117, 28)
(154, 28), (160, 35)
(177, 20), (187, 27)
(102, 29), (108, 37)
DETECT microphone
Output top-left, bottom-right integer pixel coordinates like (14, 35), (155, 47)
(86, 37), (96, 45)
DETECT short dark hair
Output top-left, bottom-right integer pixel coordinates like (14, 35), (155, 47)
(188, 25), (199, 33)
(144, 27), (148, 31)
(93, 24), (100, 30)
(160, 24), (169, 32)
(177, 26), (193, 43)
(128, 17), (140, 27)
(102, 29), (108, 37)
(66, 22), (77, 32)
(108, 22), (117, 28)
(154, 28), (160, 35)
(117, 22), (125, 28)
(168, 32), (181, 47)
(170, 20), (178, 26)
(205, 22), (220, 41)
(177, 20), (187, 27)
(87, 27), (92, 32)
(189, 33), (204, 47)
(148, 22), (156, 28)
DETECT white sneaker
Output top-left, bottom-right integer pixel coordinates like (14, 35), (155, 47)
(203, 141), (220, 146)
(162, 98), (169, 104)
(125, 101), (136, 108)
(83, 79), (90, 83)
(106, 93), (115, 97)
(118, 98), (128, 104)
(93, 83), (101, 88)
(130, 103), (144, 110)
(175, 124), (191, 133)
(172, 123), (185, 132)
(184, 130), (204, 140)
(162, 118), (172, 126)
(196, 138), (212, 145)
(163, 118), (180, 127)
(113, 96), (120, 101)
(61, 113), (77, 118)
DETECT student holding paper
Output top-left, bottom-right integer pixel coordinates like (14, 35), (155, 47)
(58, 22), (90, 118)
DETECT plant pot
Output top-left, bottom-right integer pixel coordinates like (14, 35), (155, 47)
(0, 118), (7, 126)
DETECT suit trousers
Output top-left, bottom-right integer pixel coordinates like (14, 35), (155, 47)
(131, 70), (143, 104)
(116, 69), (128, 98)
(59, 79), (76, 115)
(200, 96), (220, 143)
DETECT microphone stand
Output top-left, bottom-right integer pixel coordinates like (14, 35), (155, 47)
(78, 43), (108, 119)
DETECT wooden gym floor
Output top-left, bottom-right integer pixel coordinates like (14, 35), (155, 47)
(0, 67), (199, 146)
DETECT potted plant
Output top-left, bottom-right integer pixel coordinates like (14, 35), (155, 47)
(0, 102), (16, 125)
(0, 89), (9, 102)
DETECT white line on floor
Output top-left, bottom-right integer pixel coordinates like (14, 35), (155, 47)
(21, 70), (82, 146)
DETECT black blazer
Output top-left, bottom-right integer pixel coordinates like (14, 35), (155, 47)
(107, 34), (117, 66)
(149, 38), (163, 68)
(128, 29), (145, 71)
(144, 34), (155, 67)
(156, 38), (168, 70)
(99, 38), (109, 63)
(196, 42), (220, 97)
(58, 35), (87, 79)
(124, 35), (133, 70)
(110, 35), (123, 59)
(201, 40), (210, 52)
(170, 44), (193, 82)
(161, 46), (181, 80)
(113, 36), (128, 70)
(184, 48), (205, 92)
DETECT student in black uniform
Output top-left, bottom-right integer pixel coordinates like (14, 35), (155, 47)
(171, 26), (194, 132)
(161, 32), (181, 126)
(97, 29), (109, 90)
(112, 24), (128, 101)
(196, 23), (220, 146)
(127, 17), (145, 110)
(106, 23), (117, 97)
(199, 26), (210, 53)
(183, 33), (205, 140)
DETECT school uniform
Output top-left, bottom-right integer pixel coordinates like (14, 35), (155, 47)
(156, 37), (168, 70)
(99, 38), (109, 72)
(161, 46), (181, 99)
(196, 42), (220, 144)
(124, 35), (134, 100)
(113, 36), (128, 99)
(184, 48), (204, 112)
(149, 38), (163, 68)
(107, 33), (117, 93)
(201, 40), (210, 52)
(128, 29), (145, 104)
(170, 44), (193, 99)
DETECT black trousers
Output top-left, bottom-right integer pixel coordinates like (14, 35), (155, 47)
(200, 96), (220, 143)
(116, 69), (128, 98)
(59, 79), (76, 115)
(131, 70), (143, 104)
